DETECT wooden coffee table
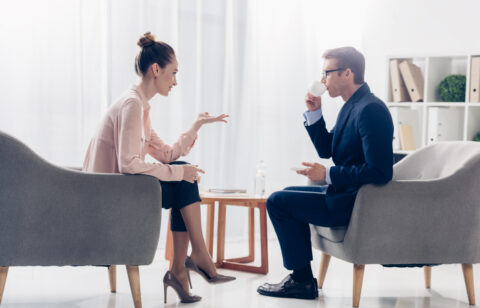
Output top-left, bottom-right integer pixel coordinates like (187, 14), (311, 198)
(165, 193), (269, 274)
(202, 193), (268, 274)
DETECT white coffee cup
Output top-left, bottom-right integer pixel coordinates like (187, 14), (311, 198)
(309, 80), (326, 97)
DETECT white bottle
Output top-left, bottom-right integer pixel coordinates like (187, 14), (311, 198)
(309, 80), (326, 97)
(254, 160), (266, 197)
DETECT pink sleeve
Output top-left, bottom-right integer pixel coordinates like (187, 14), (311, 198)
(147, 127), (198, 163)
(118, 100), (184, 181)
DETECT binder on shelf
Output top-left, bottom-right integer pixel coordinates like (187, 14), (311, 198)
(390, 107), (400, 150)
(398, 124), (416, 150)
(389, 59), (410, 102)
(427, 107), (462, 144)
(389, 107), (420, 150)
(399, 61), (424, 102)
(470, 57), (480, 103)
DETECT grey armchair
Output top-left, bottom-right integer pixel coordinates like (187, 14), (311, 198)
(0, 131), (162, 307)
(310, 141), (480, 307)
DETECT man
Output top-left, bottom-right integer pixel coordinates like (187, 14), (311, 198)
(257, 47), (393, 299)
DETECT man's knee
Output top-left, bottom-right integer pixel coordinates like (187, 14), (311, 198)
(266, 191), (288, 215)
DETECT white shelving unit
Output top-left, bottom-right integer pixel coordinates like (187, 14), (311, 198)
(386, 54), (480, 153)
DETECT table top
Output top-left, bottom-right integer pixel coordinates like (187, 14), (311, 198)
(200, 191), (267, 202)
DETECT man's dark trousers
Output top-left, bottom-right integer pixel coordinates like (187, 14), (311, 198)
(267, 185), (349, 270)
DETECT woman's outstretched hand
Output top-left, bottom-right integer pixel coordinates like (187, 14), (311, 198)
(192, 112), (229, 131)
(183, 164), (205, 183)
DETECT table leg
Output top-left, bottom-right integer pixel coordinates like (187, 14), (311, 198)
(259, 203), (269, 274)
(248, 207), (255, 261)
(216, 202), (227, 266)
(219, 202), (269, 274)
(225, 206), (255, 264)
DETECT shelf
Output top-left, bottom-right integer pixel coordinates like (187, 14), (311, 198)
(387, 102), (467, 107)
(386, 54), (479, 149)
(425, 102), (466, 107)
(386, 102), (423, 107)
(426, 56), (468, 102)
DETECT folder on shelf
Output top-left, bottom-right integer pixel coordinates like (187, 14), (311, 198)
(470, 57), (480, 103)
(389, 107), (420, 150)
(399, 61), (424, 102)
(427, 107), (462, 144)
(389, 59), (410, 102)
(398, 124), (416, 150)
(390, 107), (400, 150)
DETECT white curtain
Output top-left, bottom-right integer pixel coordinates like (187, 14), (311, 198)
(0, 0), (108, 166)
(0, 0), (367, 243)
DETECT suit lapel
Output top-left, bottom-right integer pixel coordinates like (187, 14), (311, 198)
(332, 102), (355, 152)
(331, 83), (370, 152)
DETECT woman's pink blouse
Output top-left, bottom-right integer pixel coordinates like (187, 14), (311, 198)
(83, 85), (197, 181)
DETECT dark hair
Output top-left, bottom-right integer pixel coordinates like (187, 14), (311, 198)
(322, 46), (365, 84)
(135, 32), (175, 76)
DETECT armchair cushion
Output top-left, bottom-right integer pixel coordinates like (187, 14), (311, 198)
(311, 225), (346, 243)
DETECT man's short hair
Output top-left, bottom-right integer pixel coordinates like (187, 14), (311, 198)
(322, 47), (365, 84)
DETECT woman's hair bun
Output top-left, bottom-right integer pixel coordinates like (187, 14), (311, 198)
(134, 32), (175, 76)
(137, 32), (156, 48)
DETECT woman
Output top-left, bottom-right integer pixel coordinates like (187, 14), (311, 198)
(83, 32), (235, 303)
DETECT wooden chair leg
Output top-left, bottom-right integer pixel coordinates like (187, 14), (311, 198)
(424, 266), (431, 289)
(318, 253), (331, 289)
(353, 264), (365, 308)
(108, 265), (117, 293)
(462, 264), (475, 305)
(126, 265), (142, 308)
(0, 267), (8, 304)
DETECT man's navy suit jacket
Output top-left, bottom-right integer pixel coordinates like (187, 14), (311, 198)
(305, 83), (394, 225)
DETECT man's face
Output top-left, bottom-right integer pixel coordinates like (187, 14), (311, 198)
(322, 58), (346, 98)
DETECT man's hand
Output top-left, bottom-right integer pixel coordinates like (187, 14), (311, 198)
(296, 162), (326, 184)
(305, 93), (322, 112)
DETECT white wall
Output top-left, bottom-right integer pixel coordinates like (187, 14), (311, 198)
(362, 0), (480, 101)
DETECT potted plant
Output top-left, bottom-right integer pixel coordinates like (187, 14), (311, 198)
(438, 74), (466, 102)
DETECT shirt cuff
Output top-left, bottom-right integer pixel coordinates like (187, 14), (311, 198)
(303, 109), (323, 126)
(325, 166), (332, 185)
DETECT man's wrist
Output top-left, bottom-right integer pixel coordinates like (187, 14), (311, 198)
(303, 108), (323, 126)
(325, 166), (332, 185)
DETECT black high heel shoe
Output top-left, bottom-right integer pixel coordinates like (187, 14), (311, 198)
(185, 256), (236, 284)
(163, 270), (201, 304)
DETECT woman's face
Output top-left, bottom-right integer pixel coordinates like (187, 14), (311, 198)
(155, 56), (178, 96)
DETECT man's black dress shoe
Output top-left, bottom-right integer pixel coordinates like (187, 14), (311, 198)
(257, 274), (318, 299)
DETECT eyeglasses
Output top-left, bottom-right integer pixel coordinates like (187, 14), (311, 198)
(322, 68), (346, 79)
